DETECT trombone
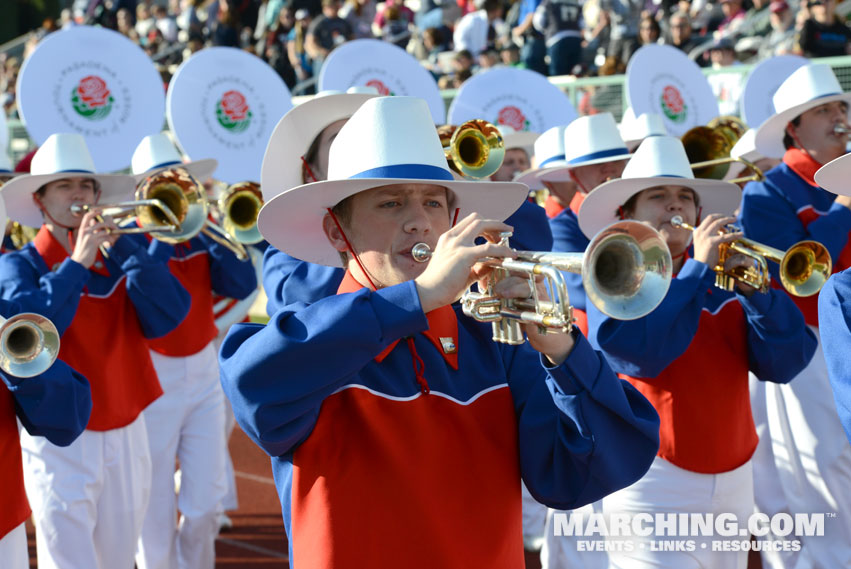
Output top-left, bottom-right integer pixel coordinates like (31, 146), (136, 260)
(0, 313), (60, 378)
(208, 182), (264, 245)
(681, 118), (764, 184)
(411, 220), (673, 344)
(440, 119), (505, 179)
(670, 215), (831, 297)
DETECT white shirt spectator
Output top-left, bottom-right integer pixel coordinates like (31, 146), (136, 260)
(454, 10), (491, 56)
(156, 16), (179, 43)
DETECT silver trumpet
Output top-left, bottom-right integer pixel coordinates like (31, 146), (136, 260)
(834, 124), (851, 136)
(0, 313), (60, 378)
(412, 220), (673, 344)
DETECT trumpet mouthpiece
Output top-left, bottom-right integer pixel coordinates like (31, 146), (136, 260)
(411, 243), (432, 263)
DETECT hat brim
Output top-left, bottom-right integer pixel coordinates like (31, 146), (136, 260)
(755, 93), (851, 159)
(1, 172), (136, 227)
(132, 158), (218, 184)
(578, 176), (742, 239)
(502, 131), (540, 151)
(260, 93), (379, 202)
(513, 164), (571, 190)
(258, 177), (529, 266)
(815, 153), (851, 196)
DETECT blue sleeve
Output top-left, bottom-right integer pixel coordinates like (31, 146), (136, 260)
(262, 245), (344, 316)
(0, 251), (89, 335)
(549, 210), (592, 311)
(588, 258), (716, 378)
(197, 233), (258, 300)
(107, 235), (191, 339)
(739, 176), (851, 280)
(504, 200), (553, 252)
(219, 281), (428, 457)
(507, 331), (660, 509)
(738, 288), (817, 384)
(819, 270), (851, 445)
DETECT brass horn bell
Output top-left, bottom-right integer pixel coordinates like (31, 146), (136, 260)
(440, 119), (506, 179)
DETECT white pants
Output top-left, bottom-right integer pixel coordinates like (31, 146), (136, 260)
(0, 523), (28, 569)
(602, 456), (754, 569)
(21, 414), (152, 569)
(213, 333), (238, 513)
(521, 482), (547, 551)
(753, 326), (851, 568)
(542, 501), (608, 569)
(136, 343), (227, 569)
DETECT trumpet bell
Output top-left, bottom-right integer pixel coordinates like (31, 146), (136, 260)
(219, 182), (263, 244)
(443, 119), (505, 179)
(136, 168), (208, 243)
(0, 314), (60, 378)
(682, 126), (732, 179)
(780, 240), (832, 297)
(583, 221), (673, 320)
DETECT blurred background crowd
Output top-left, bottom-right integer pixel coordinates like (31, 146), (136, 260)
(2, 0), (851, 114)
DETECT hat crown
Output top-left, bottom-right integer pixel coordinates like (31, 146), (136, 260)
(563, 113), (628, 164)
(31, 133), (97, 175)
(131, 133), (183, 175)
(327, 97), (452, 182)
(623, 112), (667, 141)
(533, 126), (567, 166)
(773, 64), (842, 116)
(622, 136), (695, 180)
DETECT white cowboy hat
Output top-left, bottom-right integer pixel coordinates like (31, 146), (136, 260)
(260, 88), (380, 202)
(754, 63), (851, 159)
(563, 113), (632, 168)
(498, 125), (540, 154)
(724, 128), (762, 181)
(578, 136), (742, 238)
(513, 125), (570, 190)
(258, 97), (529, 266)
(1, 133), (135, 228)
(815, 153), (851, 196)
(620, 111), (667, 151)
(131, 132), (218, 182)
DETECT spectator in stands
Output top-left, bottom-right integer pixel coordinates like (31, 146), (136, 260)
(289, 9), (315, 89)
(306, 0), (352, 72)
(176, 0), (205, 35)
(378, 4), (412, 47)
(664, 11), (699, 53)
(605, 0), (642, 65)
(501, 43), (524, 66)
(135, 3), (156, 41)
(628, 13), (660, 59)
(717, 0), (747, 36)
(116, 7), (137, 39)
(211, 1), (241, 46)
(454, 0), (504, 57)
(340, 0), (377, 38)
(757, 0), (796, 57)
(797, 0), (851, 57)
(477, 49), (500, 70)
(706, 37), (743, 115)
(511, 0), (548, 75)
(738, 0), (772, 38)
(153, 4), (179, 43)
(374, 0), (414, 35)
(533, 0), (584, 76)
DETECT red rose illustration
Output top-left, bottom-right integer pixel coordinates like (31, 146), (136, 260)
(497, 106), (526, 132)
(77, 76), (111, 108)
(220, 90), (250, 121)
(366, 79), (391, 96)
(662, 86), (684, 114)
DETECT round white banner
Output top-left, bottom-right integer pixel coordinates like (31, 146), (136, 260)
(626, 44), (719, 137)
(448, 67), (577, 131)
(16, 25), (165, 172)
(166, 47), (293, 184)
(318, 39), (445, 124)
(741, 55), (808, 129)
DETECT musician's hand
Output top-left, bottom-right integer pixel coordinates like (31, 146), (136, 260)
(492, 274), (575, 366)
(724, 255), (758, 296)
(70, 211), (114, 268)
(414, 213), (514, 314)
(834, 194), (851, 211)
(692, 214), (742, 271)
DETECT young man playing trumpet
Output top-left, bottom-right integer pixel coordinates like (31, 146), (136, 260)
(0, 133), (190, 569)
(578, 136), (817, 569)
(219, 96), (662, 568)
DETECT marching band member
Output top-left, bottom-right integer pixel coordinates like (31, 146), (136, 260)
(579, 136), (817, 568)
(130, 134), (258, 569)
(0, 133), (191, 569)
(738, 62), (851, 568)
(219, 96), (661, 568)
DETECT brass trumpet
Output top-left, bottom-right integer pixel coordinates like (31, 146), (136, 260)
(210, 182), (263, 245)
(670, 215), (831, 297)
(440, 119), (505, 179)
(0, 313), (60, 378)
(412, 220), (673, 344)
(682, 118), (764, 184)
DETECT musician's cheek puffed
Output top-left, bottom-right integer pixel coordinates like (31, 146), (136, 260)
(219, 96), (661, 569)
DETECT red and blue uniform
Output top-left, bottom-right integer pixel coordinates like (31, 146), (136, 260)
(0, 299), (92, 541)
(587, 258), (816, 473)
(0, 230), (190, 430)
(220, 271), (661, 569)
(818, 268), (851, 445)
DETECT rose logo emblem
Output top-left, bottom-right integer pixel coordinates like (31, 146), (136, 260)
(216, 90), (252, 132)
(70, 75), (114, 120)
(366, 79), (394, 96)
(660, 85), (688, 123)
(495, 106), (530, 132)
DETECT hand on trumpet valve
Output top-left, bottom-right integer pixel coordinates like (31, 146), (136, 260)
(70, 210), (119, 269)
(691, 214), (742, 271)
(413, 213), (514, 314)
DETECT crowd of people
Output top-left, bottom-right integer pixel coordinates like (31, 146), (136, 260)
(2, 0), (851, 106)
